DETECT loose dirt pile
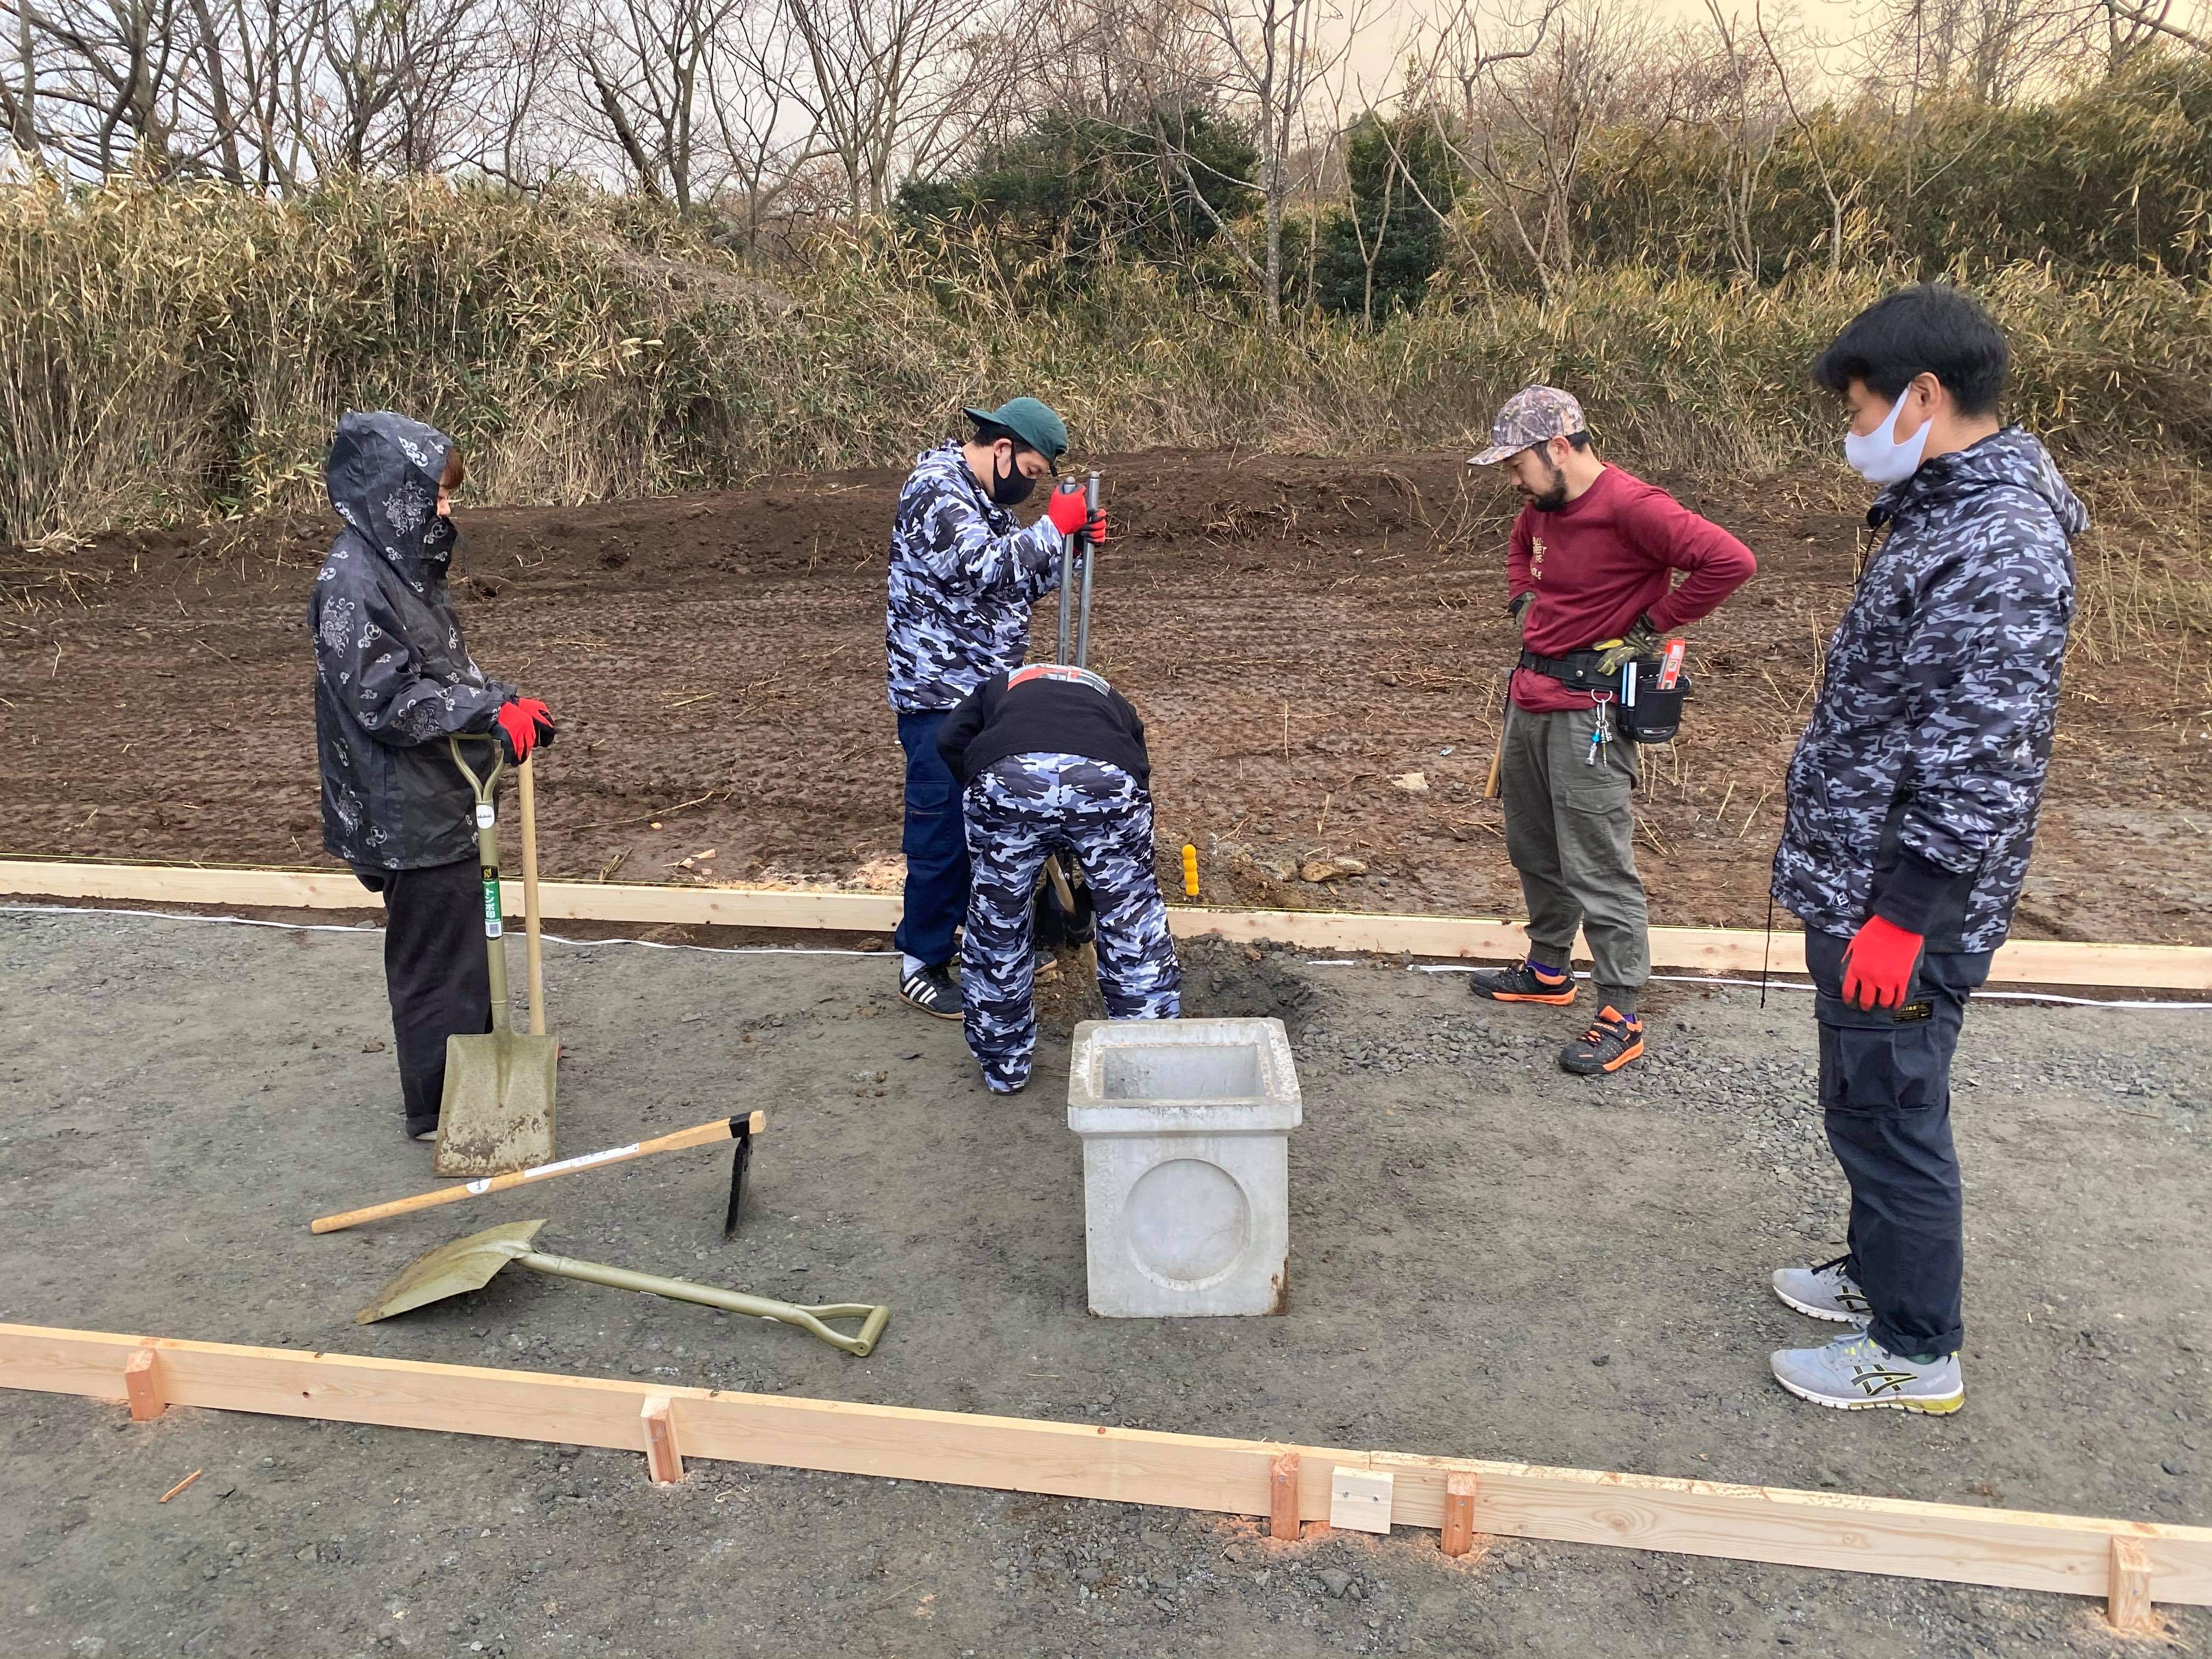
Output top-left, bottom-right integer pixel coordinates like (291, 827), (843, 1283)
(3, 450), (2205, 943)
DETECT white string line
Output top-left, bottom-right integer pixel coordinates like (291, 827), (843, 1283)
(0, 904), (881, 960)
(1303, 958), (2212, 1012)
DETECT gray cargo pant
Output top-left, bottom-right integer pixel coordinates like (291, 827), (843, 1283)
(1499, 702), (1650, 1011)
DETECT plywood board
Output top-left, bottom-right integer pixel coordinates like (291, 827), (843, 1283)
(3, 1324), (2207, 1607)
(3, 860), (2209, 991)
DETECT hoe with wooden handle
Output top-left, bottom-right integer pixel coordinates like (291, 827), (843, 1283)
(354, 1219), (890, 1356)
(312, 1113), (766, 1235)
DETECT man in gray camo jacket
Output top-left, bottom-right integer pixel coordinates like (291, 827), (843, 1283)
(1765, 285), (2083, 1416)
(885, 398), (1105, 1018)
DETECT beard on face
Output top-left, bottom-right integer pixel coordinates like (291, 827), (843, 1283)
(1523, 459), (1569, 513)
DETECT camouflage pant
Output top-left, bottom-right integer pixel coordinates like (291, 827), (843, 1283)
(961, 752), (1182, 1093)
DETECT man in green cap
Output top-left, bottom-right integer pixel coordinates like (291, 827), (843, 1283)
(885, 398), (1107, 1017)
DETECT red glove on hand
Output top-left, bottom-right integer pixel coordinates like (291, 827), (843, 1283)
(511, 696), (556, 746)
(1841, 915), (1924, 1012)
(495, 699), (548, 765)
(1046, 483), (1088, 537)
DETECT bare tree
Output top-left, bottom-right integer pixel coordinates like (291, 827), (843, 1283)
(570, 0), (735, 207)
(8, 0), (189, 173)
(1172, 0), (1375, 325)
(709, 0), (826, 245)
(1400, 0), (1650, 296)
(777, 0), (1007, 218)
(1695, 2), (1784, 281)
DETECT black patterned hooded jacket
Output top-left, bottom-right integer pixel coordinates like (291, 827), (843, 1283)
(307, 411), (513, 871)
(1771, 427), (2084, 952)
(885, 442), (1065, 713)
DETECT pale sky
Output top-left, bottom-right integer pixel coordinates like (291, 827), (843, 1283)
(1334, 0), (1863, 104)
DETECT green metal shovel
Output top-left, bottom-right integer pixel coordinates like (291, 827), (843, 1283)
(354, 1220), (893, 1356)
(431, 735), (558, 1177)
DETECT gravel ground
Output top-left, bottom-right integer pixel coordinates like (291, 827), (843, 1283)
(0, 905), (2205, 1657)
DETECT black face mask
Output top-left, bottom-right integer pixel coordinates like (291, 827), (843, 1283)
(422, 515), (457, 565)
(990, 450), (1037, 507)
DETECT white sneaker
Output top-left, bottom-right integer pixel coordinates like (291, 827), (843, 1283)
(1771, 1256), (1872, 1324)
(1770, 1330), (1963, 1414)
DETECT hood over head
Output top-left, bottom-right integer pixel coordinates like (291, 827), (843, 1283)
(1872, 425), (2089, 542)
(326, 410), (458, 584)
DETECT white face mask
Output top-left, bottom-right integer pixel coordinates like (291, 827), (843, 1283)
(1843, 390), (1931, 486)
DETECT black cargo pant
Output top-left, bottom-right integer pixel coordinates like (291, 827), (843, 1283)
(356, 857), (492, 1137)
(1803, 928), (1993, 1361)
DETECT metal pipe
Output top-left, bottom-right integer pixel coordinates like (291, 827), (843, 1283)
(1075, 470), (1099, 668)
(1056, 537), (1073, 664)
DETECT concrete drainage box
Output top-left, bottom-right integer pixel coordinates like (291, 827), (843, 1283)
(1066, 1018), (1301, 1318)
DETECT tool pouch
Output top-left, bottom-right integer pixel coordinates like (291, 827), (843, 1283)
(1617, 657), (1692, 744)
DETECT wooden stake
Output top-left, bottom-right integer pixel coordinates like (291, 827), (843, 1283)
(1269, 1451), (1300, 1541)
(641, 1395), (683, 1485)
(5, 1323), (2207, 1609)
(158, 1469), (202, 1503)
(123, 1346), (163, 1421)
(1441, 1470), (1479, 1558)
(2109, 1535), (2156, 1632)
(5, 859), (2209, 990)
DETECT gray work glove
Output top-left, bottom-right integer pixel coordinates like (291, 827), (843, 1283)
(1507, 590), (1534, 639)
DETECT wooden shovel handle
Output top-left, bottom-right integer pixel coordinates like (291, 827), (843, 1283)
(517, 758), (545, 1037)
(309, 1113), (764, 1233)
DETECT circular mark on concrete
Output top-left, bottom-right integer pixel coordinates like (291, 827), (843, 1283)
(1125, 1159), (1251, 1287)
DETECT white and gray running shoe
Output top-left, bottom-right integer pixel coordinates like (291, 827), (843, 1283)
(1770, 1330), (1963, 1414)
(1771, 1255), (1872, 1324)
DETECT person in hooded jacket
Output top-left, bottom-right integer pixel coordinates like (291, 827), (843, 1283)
(884, 397), (1105, 1019)
(1765, 286), (2083, 1415)
(309, 410), (558, 1143)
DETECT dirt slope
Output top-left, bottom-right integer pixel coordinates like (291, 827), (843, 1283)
(3, 450), (2203, 944)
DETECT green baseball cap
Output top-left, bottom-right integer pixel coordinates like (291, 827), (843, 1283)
(962, 397), (1069, 464)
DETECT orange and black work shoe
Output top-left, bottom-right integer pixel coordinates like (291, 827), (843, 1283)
(1559, 1006), (1644, 1075)
(1468, 960), (1577, 1005)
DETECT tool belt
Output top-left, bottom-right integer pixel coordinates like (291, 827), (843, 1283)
(1517, 648), (1694, 744)
(1517, 648), (1618, 695)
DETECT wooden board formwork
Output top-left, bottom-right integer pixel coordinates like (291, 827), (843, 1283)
(3, 1323), (2207, 1617)
(5, 859), (2210, 992)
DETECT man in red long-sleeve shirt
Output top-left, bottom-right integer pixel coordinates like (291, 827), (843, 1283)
(1466, 386), (1757, 1075)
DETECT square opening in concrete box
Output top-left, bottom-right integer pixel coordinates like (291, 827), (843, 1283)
(1068, 1018), (1301, 1318)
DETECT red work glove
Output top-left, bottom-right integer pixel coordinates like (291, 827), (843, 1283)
(494, 699), (552, 765)
(1048, 487), (1092, 539)
(1841, 915), (1923, 1012)
(512, 696), (557, 746)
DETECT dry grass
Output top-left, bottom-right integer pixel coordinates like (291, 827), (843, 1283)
(3, 177), (2210, 670)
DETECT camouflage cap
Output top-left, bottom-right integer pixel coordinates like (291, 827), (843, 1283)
(1468, 385), (1587, 465)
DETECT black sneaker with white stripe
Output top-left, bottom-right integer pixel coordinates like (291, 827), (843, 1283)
(899, 962), (962, 1019)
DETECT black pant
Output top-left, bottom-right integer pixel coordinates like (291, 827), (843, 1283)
(357, 857), (492, 1136)
(1803, 928), (1992, 1361)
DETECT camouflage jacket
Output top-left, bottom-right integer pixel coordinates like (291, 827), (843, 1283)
(1772, 427), (2083, 951)
(886, 442), (1064, 713)
(308, 411), (513, 871)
